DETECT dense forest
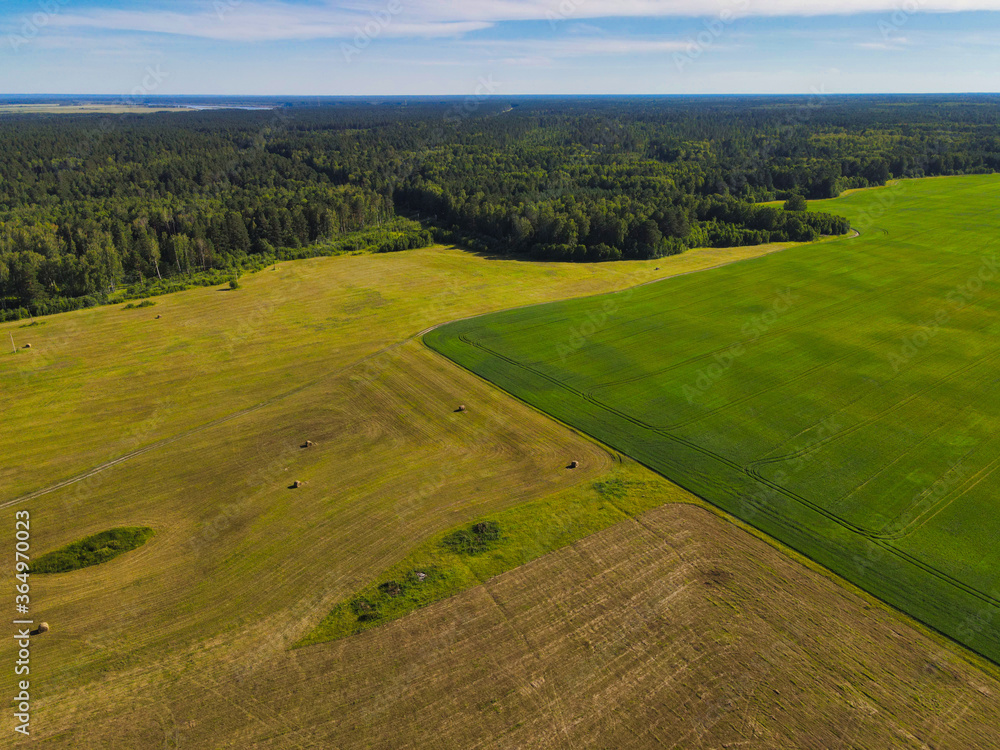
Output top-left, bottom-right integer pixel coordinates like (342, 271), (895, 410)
(4, 94), (1000, 318)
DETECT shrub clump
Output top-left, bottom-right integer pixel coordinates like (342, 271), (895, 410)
(31, 527), (154, 574)
(784, 194), (808, 212)
(442, 520), (502, 555)
(350, 597), (380, 621)
(123, 300), (155, 310)
(344, 568), (437, 626)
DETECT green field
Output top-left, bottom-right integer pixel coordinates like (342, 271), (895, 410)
(427, 175), (1000, 664)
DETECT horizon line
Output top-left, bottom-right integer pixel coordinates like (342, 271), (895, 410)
(3, 92), (1000, 98)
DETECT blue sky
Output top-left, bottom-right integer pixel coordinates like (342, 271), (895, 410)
(3, 1), (1000, 95)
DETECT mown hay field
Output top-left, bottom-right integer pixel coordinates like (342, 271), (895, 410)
(427, 175), (1000, 665)
(0, 242), (787, 503)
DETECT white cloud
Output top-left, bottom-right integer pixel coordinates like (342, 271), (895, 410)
(855, 34), (912, 49)
(45, 6), (491, 43)
(391, 0), (1000, 22)
(33, 0), (1000, 43)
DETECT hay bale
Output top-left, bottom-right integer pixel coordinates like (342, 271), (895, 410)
(155, 314), (162, 319)
(568, 460), (579, 469)
(292, 480), (304, 489)
(23, 343), (31, 349)
(302, 440), (315, 448)
(30, 622), (49, 636)
(455, 405), (467, 413)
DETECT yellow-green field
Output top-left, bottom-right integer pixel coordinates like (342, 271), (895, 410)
(3, 232), (1000, 748)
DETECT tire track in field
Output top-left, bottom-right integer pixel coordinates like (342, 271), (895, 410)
(561, 248), (977, 431)
(580, 249), (978, 409)
(727, 297), (1000, 500)
(874, 450), (1000, 542)
(745, 341), (1000, 482)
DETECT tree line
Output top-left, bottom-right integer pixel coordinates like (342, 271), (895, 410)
(4, 95), (1000, 315)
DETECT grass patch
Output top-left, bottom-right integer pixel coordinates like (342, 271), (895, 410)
(123, 299), (156, 310)
(296, 462), (686, 647)
(31, 527), (154, 574)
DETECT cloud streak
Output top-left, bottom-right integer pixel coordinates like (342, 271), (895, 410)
(35, 0), (1000, 43)
(45, 6), (491, 43)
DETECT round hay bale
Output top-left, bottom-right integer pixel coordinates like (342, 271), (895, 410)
(31, 622), (49, 636)
(23, 343), (31, 349)
(456, 405), (467, 413)
(302, 440), (315, 448)
(568, 460), (579, 469)
(292, 480), (304, 489)
(155, 314), (162, 319)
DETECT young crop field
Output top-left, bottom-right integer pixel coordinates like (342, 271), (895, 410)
(427, 175), (1000, 665)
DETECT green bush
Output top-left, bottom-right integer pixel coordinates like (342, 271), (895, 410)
(784, 194), (808, 212)
(378, 580), (405, 598)
(31, 527), (154, 574)
(441, 520), (502, 555)
(229, 278), (240, 290)
(350, 597), (380, 621)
